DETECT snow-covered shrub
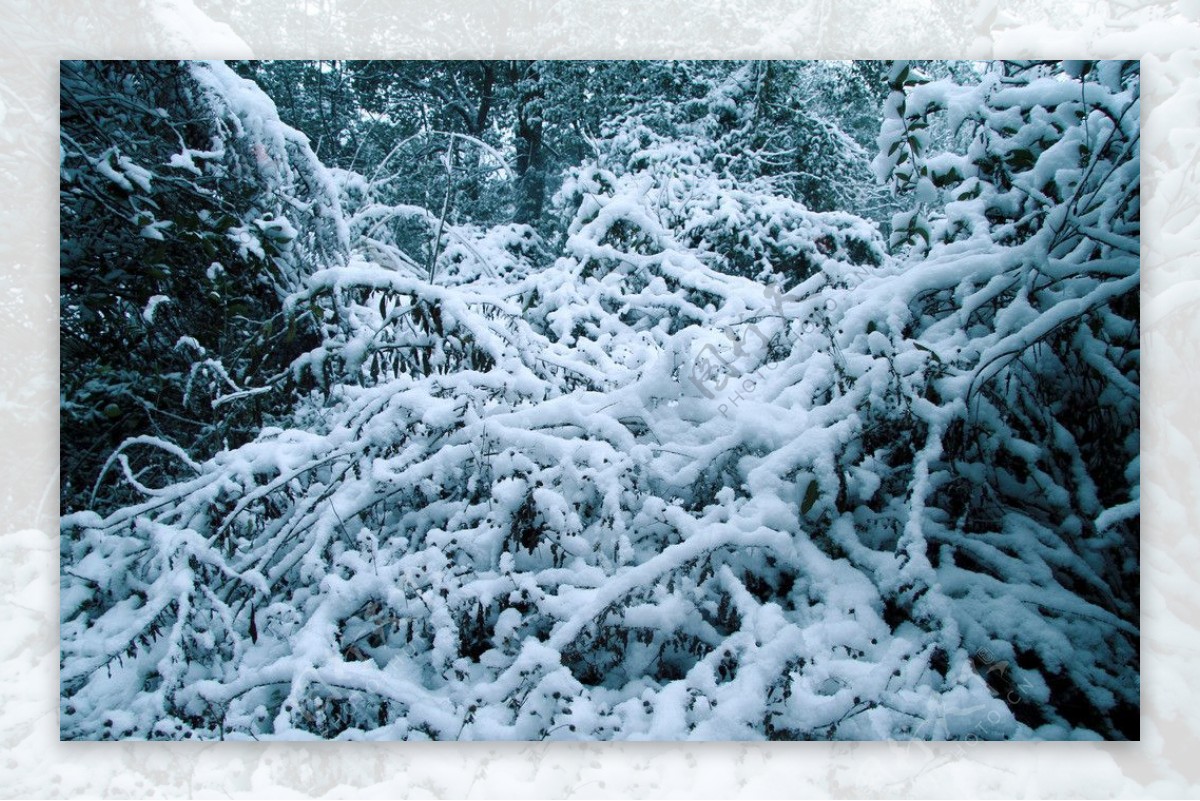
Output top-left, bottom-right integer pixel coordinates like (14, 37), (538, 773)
(61, 60), (1138, 741)
(865, 59), (1140, 737)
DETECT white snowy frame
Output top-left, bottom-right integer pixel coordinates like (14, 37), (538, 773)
(4, 0), (1197, 796)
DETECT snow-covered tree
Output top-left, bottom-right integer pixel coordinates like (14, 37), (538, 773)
(60, 60), (347, 514)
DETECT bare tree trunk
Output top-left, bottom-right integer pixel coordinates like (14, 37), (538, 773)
(512, 61), (546, 226)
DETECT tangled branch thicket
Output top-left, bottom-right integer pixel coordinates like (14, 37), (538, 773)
(61, 60), (1138, 741)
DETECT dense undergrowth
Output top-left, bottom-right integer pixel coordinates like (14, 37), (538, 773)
(61, 60), (1139, 740)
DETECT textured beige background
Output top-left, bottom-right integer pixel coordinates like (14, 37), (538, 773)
(1, 0), (1196, 796)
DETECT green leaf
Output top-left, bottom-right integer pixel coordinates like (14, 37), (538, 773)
(931, 166), (962, 188)
(801, 478), (820, 516)
(1007, 148), (1036, 171)
(911, 341), (943, 364)
(954, 183), (982, 201)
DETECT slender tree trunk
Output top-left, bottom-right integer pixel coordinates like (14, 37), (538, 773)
(513, 61), (546, 226)
(474, 62), (495, 136)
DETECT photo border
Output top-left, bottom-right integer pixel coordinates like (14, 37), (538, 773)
(2, 1), (1195, 796)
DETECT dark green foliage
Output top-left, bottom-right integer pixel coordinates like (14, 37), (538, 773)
(60, 61), (333, 513)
